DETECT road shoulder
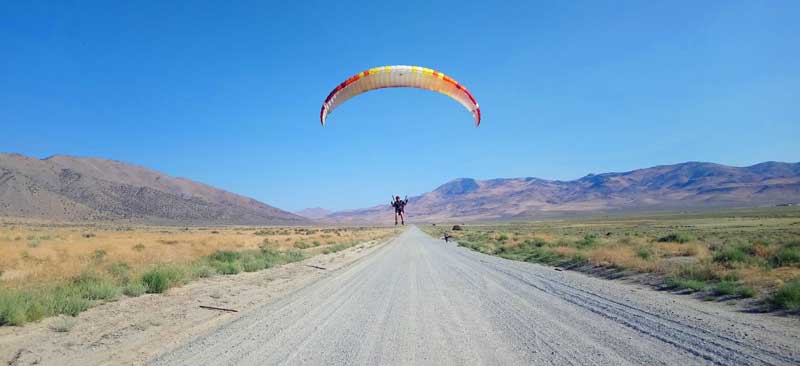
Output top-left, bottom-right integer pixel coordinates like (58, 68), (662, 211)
(0, 236), (395, 366)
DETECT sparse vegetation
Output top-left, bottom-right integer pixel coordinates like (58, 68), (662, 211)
(658, 233), (692, 243)
(107, 262), (131, 282)
(713, 244), (751, 264)
(73, 271), (119, 300)
(422, 207), (800, 308)
(293, 240), (313, 249)
(213, 261), (242, 275)
(141, 266), (186, 294)
(92, 249), (107, 262)
(50, 316), (77, 333)
(122, 282), (147, 297)
(0, 224), (399, 325)
(190, 264), (216, 278)
(636, 247), (654, 260)
(323, 243), (352, 254)
(712, 280), (756, 298)
(769, 280), (800, 311)
(771, 245), (800, 267)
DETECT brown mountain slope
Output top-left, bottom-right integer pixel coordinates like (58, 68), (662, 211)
(0, 154), (308, 225)
(326, 161), (800, 223)
(294, 207), (332, 220)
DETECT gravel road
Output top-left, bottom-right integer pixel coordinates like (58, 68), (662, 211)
(153, 227), (800, 365)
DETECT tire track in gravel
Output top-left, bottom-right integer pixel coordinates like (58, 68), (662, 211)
(152, 226), (800, 366)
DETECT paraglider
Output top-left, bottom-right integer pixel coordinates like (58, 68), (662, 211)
(320, 65), (481, 126)
(391, 195), (409, 226)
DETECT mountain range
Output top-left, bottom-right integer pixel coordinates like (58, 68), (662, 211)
(0, 153), (307, 225)
(3, 154), (798, 226)
(294, 207), (333, 220)
(324, 161), (800, 223)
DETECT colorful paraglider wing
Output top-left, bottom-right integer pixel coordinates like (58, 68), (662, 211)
(320, 65), (481, 126)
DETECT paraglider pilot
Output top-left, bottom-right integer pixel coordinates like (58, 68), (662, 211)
(391, 195), (408, 225)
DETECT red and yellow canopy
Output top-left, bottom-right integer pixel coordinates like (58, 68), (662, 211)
(320, 65), (481, 126)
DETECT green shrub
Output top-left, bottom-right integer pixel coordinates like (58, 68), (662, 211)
(771, 247), (800, 267)
(525, 248), (568, 265)
(636, 247), (654, 260)
(209, 250), (241, 263)
(738, 286), (756, 298)
(722, 272), (741, 282)
(73, 272), (118, 300)
(576, 234), (598, 248)
(658, 233), (692, 243)
(323, 243), (349, 254)
(665, 263), (718, 292)
(769, 280), (800, 311)
(141, 270), (169, 293)
(190, 264), (216, 278)
(132, 243), (146, 251)
(92, 249), (107, 262)
(141, 266), (185, 293)
(783, 240), (800, 248)
(713, 245), (750, 264)
(0, 289), (33, 325)
(123, 282), (147, 297)
(107, 262), (131, 283)
(283, 250), (306, 263)
(45, 287), (91, 317)
(665, 277), (706, 292)
(294, 241), (312, 249)
(673, 264), (718, 282)
(260, 247), (281, 264)
(242, 258), (266, 272)
(524, 238), (547, 248)
(213, 261), (242, 275)
(712, 281), (755, 298)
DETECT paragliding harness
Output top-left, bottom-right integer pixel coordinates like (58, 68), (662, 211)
(391, 196), (408, 214)
(391, 196), (408, 225)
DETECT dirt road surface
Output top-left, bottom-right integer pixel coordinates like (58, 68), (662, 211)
(153, 227), (800, 365)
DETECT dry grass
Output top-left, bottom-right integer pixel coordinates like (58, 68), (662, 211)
(423, 207), (800, 308)
(0, 223), (400, 325)
(588, 245), (657, 272)
(0, 225), (397, 288)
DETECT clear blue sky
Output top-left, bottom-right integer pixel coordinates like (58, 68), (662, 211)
(2, 1), (798, 211)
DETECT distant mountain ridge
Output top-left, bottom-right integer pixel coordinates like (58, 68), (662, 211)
(294, 207), (332, 220)
(0, 153), (308, 225)
(326, 161), (800, 223)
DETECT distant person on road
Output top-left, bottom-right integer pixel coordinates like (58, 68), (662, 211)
(443, 232), (451, 243)
(391, 195), (408, 225)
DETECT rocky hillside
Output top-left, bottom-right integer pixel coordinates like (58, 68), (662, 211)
(326, 161), (800, 223)
(0, 153), (308, 225)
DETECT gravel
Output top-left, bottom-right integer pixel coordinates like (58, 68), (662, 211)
(153, 227), (800, 365)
